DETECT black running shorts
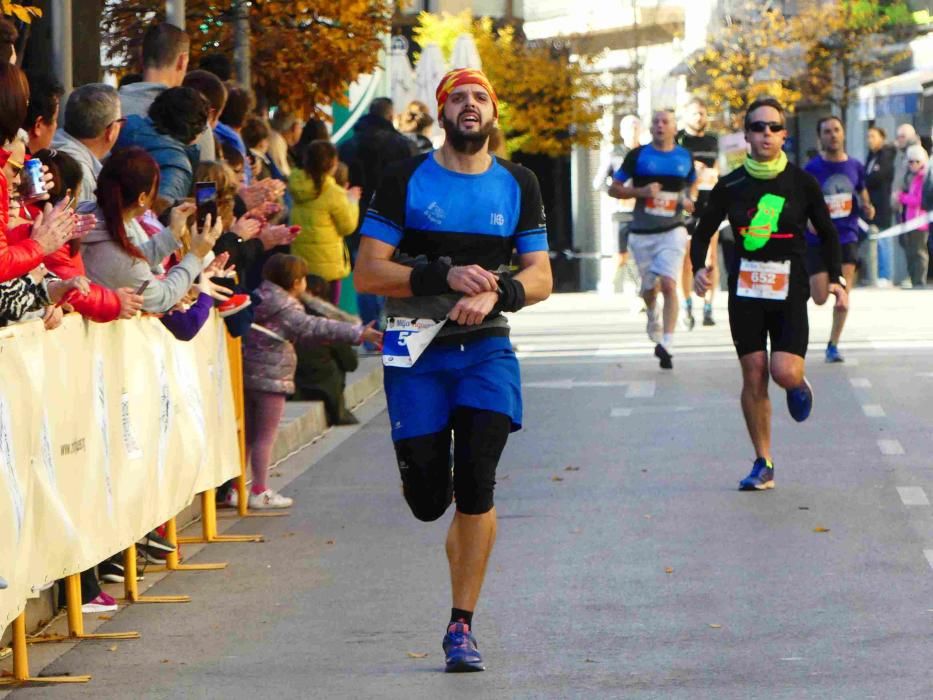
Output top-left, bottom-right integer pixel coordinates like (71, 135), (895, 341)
(728, 292), (809, 358)
(806, 241), (859, 274)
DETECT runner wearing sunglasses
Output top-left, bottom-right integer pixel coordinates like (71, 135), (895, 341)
(804, 116), (874, 363)
(690, 98), (847, 491)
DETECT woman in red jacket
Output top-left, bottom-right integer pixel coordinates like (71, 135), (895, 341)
(0, 63), (78, 283)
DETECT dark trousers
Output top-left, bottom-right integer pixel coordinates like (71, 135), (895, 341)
(902, 229), (929, 286)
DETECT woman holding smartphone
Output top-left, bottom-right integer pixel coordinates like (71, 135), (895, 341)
(80, 147), (222, 313)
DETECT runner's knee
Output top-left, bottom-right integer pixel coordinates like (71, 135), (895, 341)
(659, 276), (678, 295)
(452, 408), (511, 516)
(394, 432), (453, 522)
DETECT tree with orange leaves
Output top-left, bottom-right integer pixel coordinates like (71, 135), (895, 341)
(101, 0), (393, 116)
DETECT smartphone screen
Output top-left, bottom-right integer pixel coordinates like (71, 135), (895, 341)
(195, 181), (218, 228)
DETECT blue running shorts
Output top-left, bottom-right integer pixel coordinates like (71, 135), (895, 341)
(384, 335), (522, 441)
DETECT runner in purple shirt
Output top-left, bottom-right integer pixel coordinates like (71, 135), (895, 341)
(804, 116), (874, 363)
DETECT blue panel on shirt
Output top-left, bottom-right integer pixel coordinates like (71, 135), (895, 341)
(361, 211), (403, 247)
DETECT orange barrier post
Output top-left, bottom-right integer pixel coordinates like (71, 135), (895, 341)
(148, 517), (227, 572)
(120, 546), (190, 604)
(0, 612), (90, 686)
(27, 574), (140, 644)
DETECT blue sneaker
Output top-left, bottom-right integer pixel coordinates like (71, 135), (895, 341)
(443, 622), (485, 672)
(739, 458), (775, 491)
(786, 377), (813, 422)
(825, 343), (844, 363)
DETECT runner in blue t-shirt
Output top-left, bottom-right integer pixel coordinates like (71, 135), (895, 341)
(355, 69), (552, 673)
(609, 109), (697, 369)
(804, 116), (874, 363)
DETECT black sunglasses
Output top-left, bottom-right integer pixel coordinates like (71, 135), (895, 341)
(748, 121), (785, 134)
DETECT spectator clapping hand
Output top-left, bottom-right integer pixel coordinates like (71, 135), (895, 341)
(197, 251), (236, 301)
(30, 197), (77, 253)
(259, 223), (299, 250)
(231, 215), (262, 241)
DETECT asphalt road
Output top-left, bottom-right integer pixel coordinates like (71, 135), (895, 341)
(8, 289), (933, 699)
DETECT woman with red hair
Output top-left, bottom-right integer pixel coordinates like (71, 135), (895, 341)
(79, 147), (222, 313)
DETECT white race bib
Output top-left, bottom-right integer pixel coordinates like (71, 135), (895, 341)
(382, 317), (447, 368)
(824, 192), (853, 219)
(736, 259), (791, 301)
(645, 191), (678, 217)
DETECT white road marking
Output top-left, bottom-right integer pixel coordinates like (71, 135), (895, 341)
(897, 487), (930, 506)
(626, 381), (656, 398)
(925, 550), (933, 571)
(610, 408), (633, 417)
(850, 378), (872, 388)
(524, 379), (629, 390)
(878, 439), (905, 456)
(862, 404), (886, 417)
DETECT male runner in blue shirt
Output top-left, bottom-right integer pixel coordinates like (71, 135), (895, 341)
(355, 68), (552, 673)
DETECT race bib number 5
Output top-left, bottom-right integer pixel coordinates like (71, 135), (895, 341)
(382, 317), (447, 368)
(645, 191), (678, 217)
(737, 259), (791, 301)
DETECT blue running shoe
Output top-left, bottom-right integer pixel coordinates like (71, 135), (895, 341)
(443, 622), (485, 672)
(739, 458), (775, 491)
(825, 343), (844, 363)
(786, 377), (814, 423)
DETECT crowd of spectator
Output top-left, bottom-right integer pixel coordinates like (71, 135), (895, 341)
(1, 18), (384, 613)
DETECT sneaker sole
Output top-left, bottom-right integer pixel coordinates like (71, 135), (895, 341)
(81, 603), (119, 613)
(445, 660), (486, 673)
(654, 344), (673, 370)
(137, 540), (175, 553)
(219, 303), (251, 319)
(739, 480), (775, 491)
(787, 377), (814, 423)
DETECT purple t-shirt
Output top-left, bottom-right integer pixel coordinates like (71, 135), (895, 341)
(804, 156), (866, 245)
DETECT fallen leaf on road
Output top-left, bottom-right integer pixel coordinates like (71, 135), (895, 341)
(161, 659), (170, 664)
(813, 527), (830, 533)
(325, 540), (335, 545)
(664, 567), (674, 574)
(108, 645), (118, 652)
(551, 476), (564, 482)
(798, 506), (809, 510)
(641, 469), (648, 473)
(98, 615), (112, 621)
(407, 652), (429, 659)
(708, 624), (722, 629)
(564, 466), (580, 472)
(584, 658), (597, 663)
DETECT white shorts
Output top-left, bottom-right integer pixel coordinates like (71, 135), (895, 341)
(629, 226), (688, 291)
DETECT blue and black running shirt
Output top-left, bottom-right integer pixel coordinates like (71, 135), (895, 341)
(613, 144), (697, 234)
(360, 152), (549, 268)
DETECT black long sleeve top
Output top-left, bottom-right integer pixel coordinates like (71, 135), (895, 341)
(691, 163), (843, 295)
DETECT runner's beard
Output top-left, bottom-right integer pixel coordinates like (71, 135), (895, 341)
(442, 113), (494, 155)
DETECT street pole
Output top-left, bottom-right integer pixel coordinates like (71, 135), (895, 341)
(166, 0), (185, 29)
(51, 0), (73, 93)
(233, 0), (251, 89)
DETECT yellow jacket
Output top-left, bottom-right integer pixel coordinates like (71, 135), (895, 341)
(289, 171), (359, 281)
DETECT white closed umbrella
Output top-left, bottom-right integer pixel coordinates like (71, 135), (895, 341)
(413, 43), (447, 120)
(388, 35), (417, 116)
(451, 33), (482, 71)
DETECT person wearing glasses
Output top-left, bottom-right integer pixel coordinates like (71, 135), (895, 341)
(691, 98), (847, 491)
(52, 83), (126, 204)
(609, 108), (698, 370)
(804, 116), (874, 362)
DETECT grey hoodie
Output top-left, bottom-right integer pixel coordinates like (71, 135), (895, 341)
(51, 130), (102, 204)
(119, 81), (166, 118)
(78, 203), (203, 314)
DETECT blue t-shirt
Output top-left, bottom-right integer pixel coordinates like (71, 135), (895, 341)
(361, 152), (548, 264)
(804, 156), (866, 245)
(613, 144), (696, 234)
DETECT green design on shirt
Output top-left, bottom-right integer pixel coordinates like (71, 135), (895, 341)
(743, 193), (786, 251)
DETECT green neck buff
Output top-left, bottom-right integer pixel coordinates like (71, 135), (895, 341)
(744, 151), (788, 180)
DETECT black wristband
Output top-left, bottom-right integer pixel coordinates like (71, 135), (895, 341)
(495, 276), (526, 313)
(409, 259), (452, 296)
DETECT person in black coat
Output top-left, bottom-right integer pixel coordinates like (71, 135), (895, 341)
(866, 126), (897, 284)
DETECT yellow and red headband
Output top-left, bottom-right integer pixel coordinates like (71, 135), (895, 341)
(436, 68), (499, 119)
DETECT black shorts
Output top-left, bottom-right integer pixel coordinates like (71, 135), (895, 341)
(805, 241), (859, 275)
(618, 220), (631, 254)
(728, 292), (809, 358)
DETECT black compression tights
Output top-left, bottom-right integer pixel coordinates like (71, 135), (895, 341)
(393, 407), (511, 521)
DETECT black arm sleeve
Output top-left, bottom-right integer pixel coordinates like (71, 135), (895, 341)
(690, 180), (728, 272)
(614, 147), (639, 183)
(803, 174), (843, 281)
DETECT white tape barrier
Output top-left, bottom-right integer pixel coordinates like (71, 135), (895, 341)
(864, 212), (933, 241)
